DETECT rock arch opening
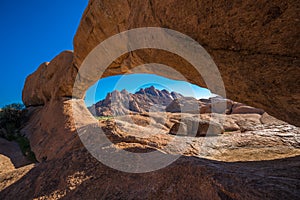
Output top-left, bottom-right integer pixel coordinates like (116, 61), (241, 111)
(84, 73), (215, 117)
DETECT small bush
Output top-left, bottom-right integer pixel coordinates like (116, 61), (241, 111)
(0, 103), (25, 133)
(15, 135), (37, 162)
(0, 103), (36, 162)
(95, 116), (114, 121)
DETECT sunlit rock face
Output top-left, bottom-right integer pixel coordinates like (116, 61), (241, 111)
(22, 51), (77, 106)
(73, 0), (300, 126)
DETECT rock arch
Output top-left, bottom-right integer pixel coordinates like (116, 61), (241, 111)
(22, 0), (299, 161)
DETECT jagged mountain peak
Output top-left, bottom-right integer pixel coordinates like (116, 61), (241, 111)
(89, 86), (184, 116)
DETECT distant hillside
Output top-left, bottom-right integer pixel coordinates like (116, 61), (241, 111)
(88, 86), (184, 116)
(88, 86), (264, 116)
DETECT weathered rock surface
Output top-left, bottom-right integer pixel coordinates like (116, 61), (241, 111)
(20, 99), (87, 162)
(0, 138), (32, 173)
(0, 138), (34, 193)
(22, 51), (77, 106)
(169, 117), (224, 136)
(1, 151), (300, 200)
(3, 105), (300, 199)
(231, 104), (265, 115)
(72, 0), (300, 126)
(0, 164), (34, 193)
(166, 97), (201, 114)
(1, 115), (299, 199)
(87, 112), (299, 164)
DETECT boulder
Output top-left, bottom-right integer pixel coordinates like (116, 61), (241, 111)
(20, 99), (96, 162)
(166, 98), (200, 113)
(260, 112), (287, 125)
(209, 97), (234, 114)
(169, 117), (224, 137)
(229, 114), (263, 132)
(232, 104), (265, 115)
(169, 122), (188, 136)
(22, 51), (77, 106)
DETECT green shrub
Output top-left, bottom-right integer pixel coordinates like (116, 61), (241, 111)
(15, 135), (37, 162)
(0, 103), (36, 162)
(0, 103), (25, 132)
(95, 116), (114, 121)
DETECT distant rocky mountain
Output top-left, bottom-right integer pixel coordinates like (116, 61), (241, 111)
(88, 86), (264, 116)
(88, 86), (184, 116)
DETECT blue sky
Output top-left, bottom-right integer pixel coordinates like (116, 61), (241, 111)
(0, 1), (213, 108)
(0, 0), (88, 107)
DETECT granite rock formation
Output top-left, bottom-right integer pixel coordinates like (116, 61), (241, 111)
(22, 51), (76, 106)
(89, 86), (183, 116)
(1, 111), (299, 199)
(8, 0), (300, 199)
(72, 0), (300, 126)
(20, 2), (299, 164)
